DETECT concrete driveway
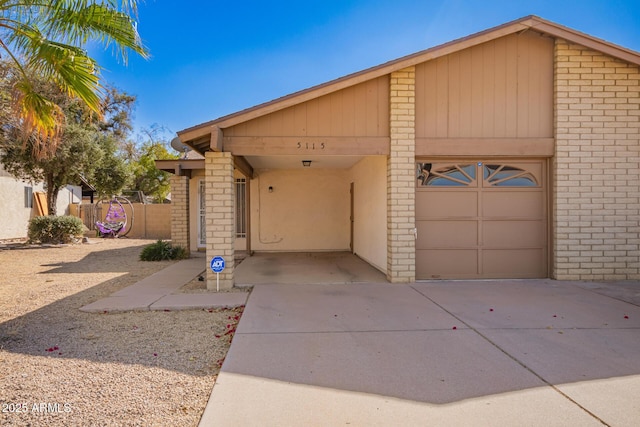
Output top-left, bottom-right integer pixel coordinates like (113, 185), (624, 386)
(200, 280), (640, 426)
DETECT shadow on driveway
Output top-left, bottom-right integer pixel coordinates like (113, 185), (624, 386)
(205, 280), (640, 425)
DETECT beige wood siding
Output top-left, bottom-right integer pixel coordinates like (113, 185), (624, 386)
(416, 32), (554, 139)
(225, 76), (389, 137)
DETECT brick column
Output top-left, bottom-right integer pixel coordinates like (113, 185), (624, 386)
(205, 152), (235, 289)
(170, 175), (190, 250)
(387, 67), (416, 283)
(554, 39), (640, 280)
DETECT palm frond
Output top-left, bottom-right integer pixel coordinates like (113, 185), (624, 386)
(12, 78), (64, 158)
(28, 39), (102, 110)
(36, 1), (148, 62)
(0, 0), (148, 156)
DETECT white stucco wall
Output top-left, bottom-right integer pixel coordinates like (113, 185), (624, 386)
(56, 185), (81, 215)
(0, 175), (37, 240)
(0, 170), (81, 240)
(349, 156), (388, 272)
(250, 169), (350, 251)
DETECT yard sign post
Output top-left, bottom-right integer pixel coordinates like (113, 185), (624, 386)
(210, 256), (225, 292)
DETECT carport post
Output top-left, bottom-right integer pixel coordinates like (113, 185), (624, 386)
(205, 151), (235, 290)
(387, 67), (416, 283)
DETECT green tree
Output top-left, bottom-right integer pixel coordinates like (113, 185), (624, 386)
(2, 122), (103, 214)
(0, 0), (148, 158)
(92, 133), (131, 198)
(64, 82), (136, 198)
(0, 61), (136, 214)
(131, 140), (177, 203)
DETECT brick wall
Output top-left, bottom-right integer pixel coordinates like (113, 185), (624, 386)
(387, 67), (416, 283)
(205, 152), (235, 289)
(554, 40), (640, 280)
(170, 175), (190, 250)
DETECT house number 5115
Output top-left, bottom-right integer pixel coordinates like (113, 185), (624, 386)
(297, 142), (325, 150)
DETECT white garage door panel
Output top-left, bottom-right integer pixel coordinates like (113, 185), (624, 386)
(416, 160), (547, 279)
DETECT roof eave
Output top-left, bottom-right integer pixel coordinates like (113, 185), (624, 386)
(177, 15), (640, 147)
(528, 19), (640, 66)
(155, 159), (205, 174)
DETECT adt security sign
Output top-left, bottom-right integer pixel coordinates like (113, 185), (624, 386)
(210, 256), (225, 292)
(210, 256), (225, 273)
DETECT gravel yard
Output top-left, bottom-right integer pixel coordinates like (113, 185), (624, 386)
(0, 239), (244, 426)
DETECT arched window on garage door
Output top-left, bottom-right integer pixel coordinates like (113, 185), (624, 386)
(483, 164), (538, 187)
(416, 163), (539, 188)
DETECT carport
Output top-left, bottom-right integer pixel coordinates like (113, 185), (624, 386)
(164, 16), (640, 289)
(172, 72), (395, 290)
(234, 252), (387, 286)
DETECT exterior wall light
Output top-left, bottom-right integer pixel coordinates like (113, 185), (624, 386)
(268, 186), (273, 193)
(302, 160), (312, 167)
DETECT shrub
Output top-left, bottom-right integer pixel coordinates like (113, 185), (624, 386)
(28, 215), (84, 244)
(139, 240), (189, 261)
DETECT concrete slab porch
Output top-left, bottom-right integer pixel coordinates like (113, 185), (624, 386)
(80, 251), (383, 313)
(235, 252), (387, 285)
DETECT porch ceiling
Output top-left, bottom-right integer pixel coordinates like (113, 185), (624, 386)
(244, 155), (364, 170)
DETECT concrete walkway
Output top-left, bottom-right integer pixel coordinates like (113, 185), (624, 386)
(200, 279), (640, 426)
(80, 257), (248, 313)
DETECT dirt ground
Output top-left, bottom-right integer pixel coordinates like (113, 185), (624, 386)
(0, 239), (243, 426)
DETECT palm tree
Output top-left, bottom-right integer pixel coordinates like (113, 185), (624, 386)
(0, 0), (148, 158)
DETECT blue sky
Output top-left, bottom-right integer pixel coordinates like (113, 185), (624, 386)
(92, 0), (640, 140)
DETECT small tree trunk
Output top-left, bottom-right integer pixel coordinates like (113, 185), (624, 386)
(45, 173), (59, 216)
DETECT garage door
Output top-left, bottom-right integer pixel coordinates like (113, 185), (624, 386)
(416, 160), (547, 279)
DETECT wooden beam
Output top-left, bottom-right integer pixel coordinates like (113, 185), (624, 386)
(155, 160), (205, 174)
(178, 125), (212, 145)
(223, 136), (390, 156)
(233, 156), (254, 179)
(415, 138), (555, 157)
(210, 125), (223, 151)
